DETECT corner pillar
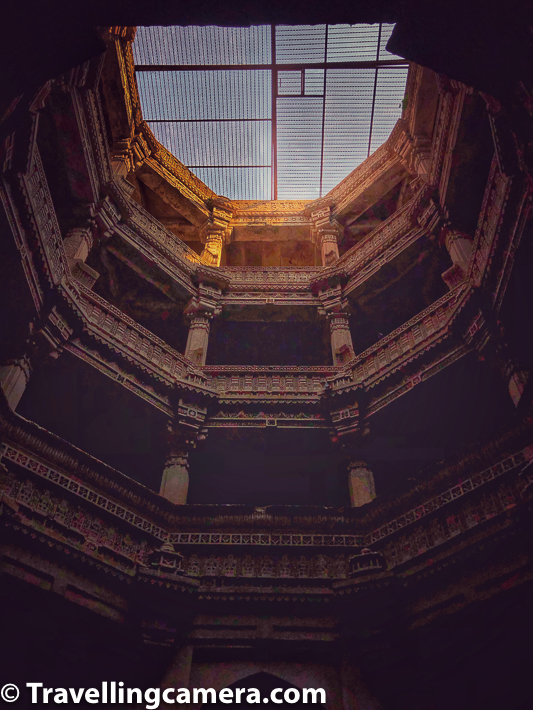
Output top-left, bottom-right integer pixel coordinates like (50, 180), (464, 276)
(319, 229), (341, 266)
(160, 453), (190, 505)
(411, 135), (433, 180)
(493, 340), (530, 408)
(347, 461), (376, 507)
(329, 313), (355, 365)
(200, 201), (232, 267)
(0, 307), (72, 411)
(310, 207), (342, 266)
(160, 644), (194, 692)
(0, 356), (32, 411)
(441, 227), (473, 289)
(340, 653), (380, 710)
(63, 226), (99, 288)
(200, 230), (225, 267)
(184, 315), (211, 366)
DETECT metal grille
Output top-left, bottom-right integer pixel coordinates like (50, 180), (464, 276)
(134, 24), (408, 200)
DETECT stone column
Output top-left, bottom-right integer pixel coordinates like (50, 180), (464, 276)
(329, 314), (355, 365)
(493, 339), (530, 408)
(411, 135), (433, 180)
(319, 229), (341, 266)
(441, 228), (473, 289)
(310, 206), (342, 266)
(63, 227), (93, 264)
(160, 644), (194, 701)
(445, 229), (473, 271)
(184, 316), (211, 366)
(0, 356), (32, 411)
(160, 452), (190, 505)
(347, 461), (376, 507)
(200, 229), (225, 267)
(63, 226), (99, 288)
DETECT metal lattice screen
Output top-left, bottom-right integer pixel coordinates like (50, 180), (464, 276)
(134, 25), (409, 200)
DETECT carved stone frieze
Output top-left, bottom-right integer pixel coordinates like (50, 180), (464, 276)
(1, 435), (531, 590)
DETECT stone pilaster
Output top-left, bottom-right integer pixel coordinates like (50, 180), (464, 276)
(329, 314), (355, 365)
(444, 229), (473, 271)
(184, 315), (211, 366)
(160, 645), (194, 691)
(63, 227), (93, 263)
(411, 135), (433, 180)
(493, 339), (530, 408)
(310, 206), (342, 266)
(200, 230), (225, 267)
(347, 461), (376, 507)
(441, 227), (473, 289)
(160, 452), (190, 505)
(200, 201), (232, 267)
(0, 356), (32, 411)
(63, 226), (99, 288)
(340, 653), (380, 710)
(319, 229), (341, 266)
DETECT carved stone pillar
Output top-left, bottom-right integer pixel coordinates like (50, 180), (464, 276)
(340, 653), (380, 710)
(160, 644), (194, 690)
(329, 314), (355, 365)
(493, 339), (530, 408)
(347, 461), (376, 507)
(160, 452), (190, 505)
(411, 135), (433, 180)
(184, 315), (211, 366)
(63, 226), (99, 288)
(445, 229), (473, 271)
(0, 356), (32, 411)
(310, 207), (342, 266)
(319, 228), (341, 266)
(200, 231), (225, 267)
(64, 227), (93, 263)
(441, 227), (473, 288)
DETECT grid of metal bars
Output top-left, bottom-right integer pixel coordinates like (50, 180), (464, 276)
(134, 25), (408, 200)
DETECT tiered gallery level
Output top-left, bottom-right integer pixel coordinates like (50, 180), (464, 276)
(1, 17), (533, 710)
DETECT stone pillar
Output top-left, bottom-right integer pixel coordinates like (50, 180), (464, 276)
(441, 228), (473, 289)
(184, 316), (211, 366)
(445, 229), (473, 271)
(0, 356), (32, 411)
(160, 453), (190, 505)
(310, 206), (342, 266)
(200, 230), (225, 267)
(63, 227), (99, 288)
(329, 314), (355, 365)
(494, 340), (530, 408)
(347, 461), (376, 507)
(319, 229), (341, 266)
(340, 653), (380, 710)
(64, 227), (93, 264)
(411, 135), (433, 180)
(160, 644), (194, 695)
